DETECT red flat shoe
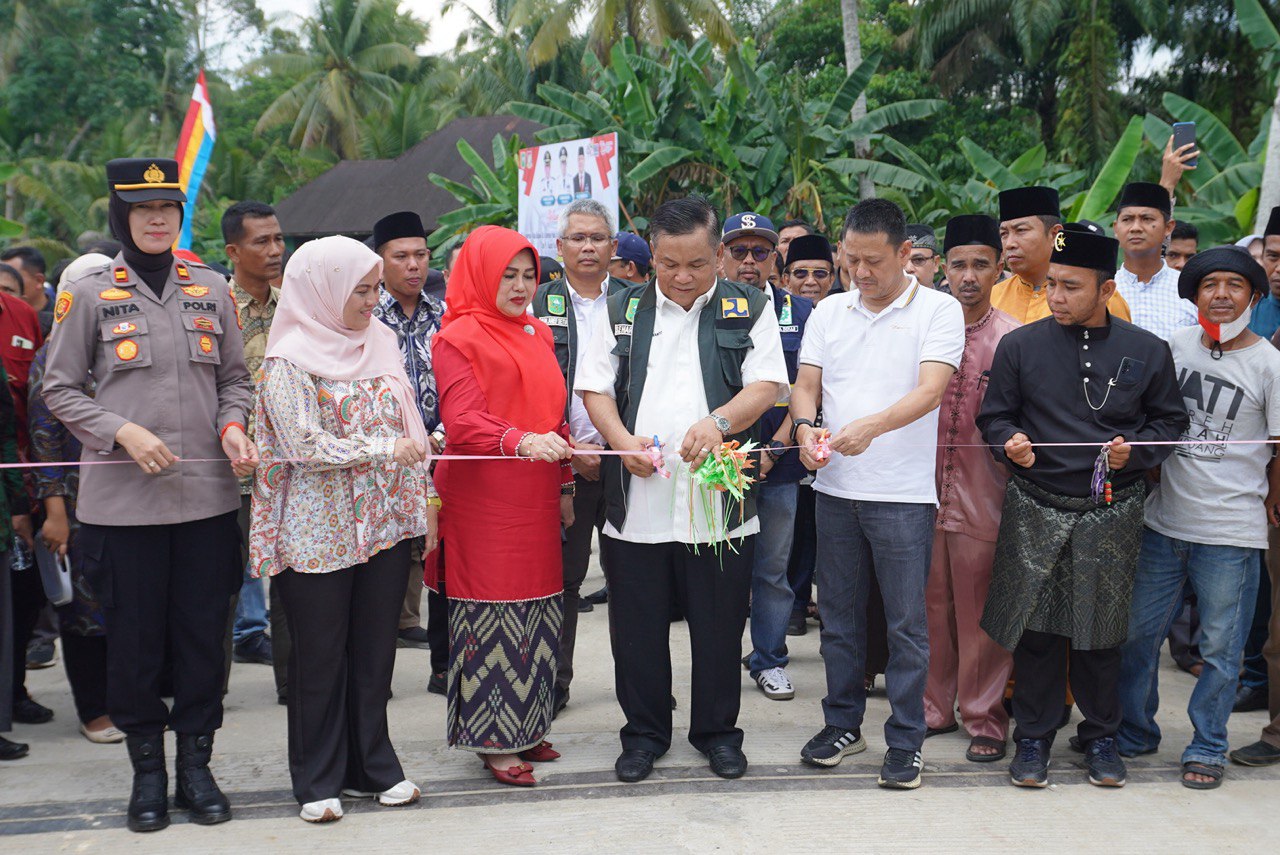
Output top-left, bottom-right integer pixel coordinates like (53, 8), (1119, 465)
(519, 741), (561, 762)
(484, 760), (537, 787)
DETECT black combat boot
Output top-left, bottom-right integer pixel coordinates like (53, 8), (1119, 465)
(173, 733), (232, 824)
(125, 734), (170, 832)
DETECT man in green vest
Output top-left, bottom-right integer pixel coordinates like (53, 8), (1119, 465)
(531, 198), (626, 718)
(577, 196), (790, 784)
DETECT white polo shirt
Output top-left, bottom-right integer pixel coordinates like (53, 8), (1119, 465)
(799, 276), (964, 504)
(574, 282), (790, 544)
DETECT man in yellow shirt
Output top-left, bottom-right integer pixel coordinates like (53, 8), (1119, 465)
(992, 186), (1131, 323)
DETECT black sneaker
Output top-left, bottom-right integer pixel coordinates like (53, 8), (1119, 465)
(786, 613), (807, 636)
(583, 586), (608, 605)
(800, 725), (866, 767)
(427, 671), (446, 695)
(1085, 737), (1126, 787)
(1009, 738), (1050, 788)
(877, 748), (923, 789)
(232, 631), (273, 665)
(397, 626), (431, 649)
(25, 640), (56, 670)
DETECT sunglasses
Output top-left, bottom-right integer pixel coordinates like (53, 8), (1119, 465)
(727, 246), (775, 262)
(788, 268), (831, 281)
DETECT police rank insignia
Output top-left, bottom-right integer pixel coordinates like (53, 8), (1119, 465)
(625, 297), (640, 323)
(547, 294), (566, 316)
(199, 334), (214, 354)
(111, 321), (138, 335)
(53, 292), (73, 324)
(181, 285), (210, 297)
(721, 297), (749, 319)
(175, 263), (191, 280)
(193, 316), (215, 331)
(113, 268), (129, 283)
(115, 340), (139, 361)
(99, 287), (132, 301)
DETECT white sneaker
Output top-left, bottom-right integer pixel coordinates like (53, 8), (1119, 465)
(300, 798), (343, 823)
(755, 666), (795, 700)
(341, 779), (420, 806)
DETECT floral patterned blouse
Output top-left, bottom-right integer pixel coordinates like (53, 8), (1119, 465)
(249, 357), (433, 577)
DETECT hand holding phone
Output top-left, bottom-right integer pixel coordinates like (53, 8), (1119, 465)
(1171, 122), (1198, 168)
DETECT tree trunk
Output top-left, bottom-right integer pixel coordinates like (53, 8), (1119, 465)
(1255, 71), (1280, 233)
(840, 0), (874, 200)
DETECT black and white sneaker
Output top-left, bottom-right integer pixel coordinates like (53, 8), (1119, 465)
(877, 748), (923, 789)
(1085, 737), (1127, 787)
(800, 726), (866, 767)
(754, 667), (795, 700)
(1009, 738), (1050, 788)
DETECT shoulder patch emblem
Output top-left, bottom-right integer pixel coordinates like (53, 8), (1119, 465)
(115, 339), (139, 361)
(198, 334), (214, 354)
(625, 297), (640, 323)
(98, 287), (132, 301)
(181, 285), (210, 298)
(721, 297), (749, 319)
(53, 292), (73, 324)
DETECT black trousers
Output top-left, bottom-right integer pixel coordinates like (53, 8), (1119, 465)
(232, 496), (290, 700)
(10, 558), (46, 702)
(427, 586), (448, 675)
(0, 551), (11, 731)
(1011, 629), (1121, 744)
(558, 475), (606, 694)
(275, 540), (410, 804)
(81, 512), (241, 737)
(61, 634), (108, 723)
(601, 534), (753, 755)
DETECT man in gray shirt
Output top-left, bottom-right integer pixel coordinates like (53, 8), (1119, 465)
(1117, 246), (1280, 789)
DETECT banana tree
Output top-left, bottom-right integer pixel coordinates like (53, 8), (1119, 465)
(1235, 0), (1280, 231)
(0, 165), (22, 238)
(427, 133), (525, 250)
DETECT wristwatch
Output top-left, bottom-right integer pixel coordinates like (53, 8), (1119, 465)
(765, 439), (786, 461)
(706, 413), (731, 436)
(790, 418), (816, 443)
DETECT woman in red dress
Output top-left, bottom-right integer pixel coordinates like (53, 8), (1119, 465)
(430, 226), (574, 787)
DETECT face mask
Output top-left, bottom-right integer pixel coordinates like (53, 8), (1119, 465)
(1198, 309), (1251, 358)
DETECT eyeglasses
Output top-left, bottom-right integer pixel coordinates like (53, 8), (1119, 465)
(787, 267), (831, 281)
(908, 253), (937, 266)
(563, 233), (612, 247)
(727, 246), (775, 262)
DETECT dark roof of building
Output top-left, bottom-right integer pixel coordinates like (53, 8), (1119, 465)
(274, 115), (543, 239)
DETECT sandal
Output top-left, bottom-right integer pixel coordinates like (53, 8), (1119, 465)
(483, 760), (537, 787)
(1181, 761), (1224, 790)
(519, 741), (561, 762)
(966, 736), (1007, 763)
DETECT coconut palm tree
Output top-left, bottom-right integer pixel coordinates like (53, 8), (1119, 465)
(511, 0), (736, 66)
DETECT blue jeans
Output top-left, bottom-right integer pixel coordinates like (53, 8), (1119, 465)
(1118, 528), (1260, 766)
(815, 495), (935, 751)
(1239, 553), (1271, 691)
(233, 564), (269, 645)
(748, 482), (799, 674)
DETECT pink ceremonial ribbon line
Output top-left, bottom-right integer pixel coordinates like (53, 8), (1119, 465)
(2, 438), (1275, 470)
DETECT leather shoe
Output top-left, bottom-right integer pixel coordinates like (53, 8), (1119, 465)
(427, 671), (446, 695)
(707, 746), (748, 779)
(12, 697), (53, 724)
(615, 749), (657, 783)
(1234, 685), (1268, 713)
(0, 735), (29, 760)
(552, 687), (569, 720)
(584, 586), (608, 605)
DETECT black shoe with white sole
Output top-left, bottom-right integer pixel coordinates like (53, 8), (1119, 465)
(877, 748), (923, 789)
(800, 726), (865, 767)
(1009, 738), (1050, 788)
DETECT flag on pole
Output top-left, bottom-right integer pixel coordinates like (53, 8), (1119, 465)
(174, 70), (216, 251)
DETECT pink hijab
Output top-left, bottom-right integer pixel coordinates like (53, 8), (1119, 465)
(264, 235), (431, 453)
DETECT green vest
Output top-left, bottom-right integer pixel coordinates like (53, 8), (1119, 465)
(601, 278), (769, 535)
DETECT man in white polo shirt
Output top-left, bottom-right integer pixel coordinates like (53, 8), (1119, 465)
(790, 198), (965, 789)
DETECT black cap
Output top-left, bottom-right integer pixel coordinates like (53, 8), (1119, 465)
(372, 211), (427, 251)
(1051, 228), (1118, 277)
(998, 186), (1059, 222)
(943, 214), (1001, 255)
(1177, 245), (1268, 301)
(1265, 206), (1280, 237)
(539, 256), (563, 285)
(1066, 219), (1107, 236)
(905, 224), (938, 253)
(784, 234), (834, 268)
(106, 158), (186, 203)
(1116, 182), (1171, 218)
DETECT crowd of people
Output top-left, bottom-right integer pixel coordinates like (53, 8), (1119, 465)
(1, 137), (1280, 831)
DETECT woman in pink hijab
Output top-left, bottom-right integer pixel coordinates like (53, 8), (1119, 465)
(248, 236), (437, 824)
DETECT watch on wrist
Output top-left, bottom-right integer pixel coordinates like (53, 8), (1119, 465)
(707, 413), (731, 436)
(765, 439), (786, 461)
(790, 418), (816, 443)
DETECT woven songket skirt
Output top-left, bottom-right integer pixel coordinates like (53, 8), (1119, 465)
(446, 596), (562, 753)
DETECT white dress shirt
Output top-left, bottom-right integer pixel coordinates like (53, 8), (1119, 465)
(566, 276), (609, 446)
(1115, 261), (1197, 341)
(574, 282), (789, 544)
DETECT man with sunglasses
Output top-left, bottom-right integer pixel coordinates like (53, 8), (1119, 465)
(720, 212), (780, 287)
(783, 236), (837, 303)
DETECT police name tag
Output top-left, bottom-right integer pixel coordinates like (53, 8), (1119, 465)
(613, 323), (633, 337)
(779, 325), (799, 334)
(543, 316), (568, 327)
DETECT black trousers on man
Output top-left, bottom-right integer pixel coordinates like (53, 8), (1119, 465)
(275, 540), (410, 804)
(9, 555), (46, 703)
(558, 475), (606, 696)
(81, 512), (241, 737)
(601, 534), (753, 756)
(1011, 629), (1121, 745)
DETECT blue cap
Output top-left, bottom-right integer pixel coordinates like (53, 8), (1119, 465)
(722, 212), (779, 246)
(613, 232), (651, 268)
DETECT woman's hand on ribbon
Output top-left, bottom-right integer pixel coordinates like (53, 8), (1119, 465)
(518, 432), (573, 463)
(394, 437), (428, 467)
(221, 425), (260, 478)
(116, 422), (179, 475)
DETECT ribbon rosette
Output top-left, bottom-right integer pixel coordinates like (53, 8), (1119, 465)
(647, 435), (671, 479)
(692, 440), (757, 500)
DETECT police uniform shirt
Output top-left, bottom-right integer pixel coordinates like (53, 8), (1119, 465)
(43, 255), (253, 525)
(574, 282), (789, 544)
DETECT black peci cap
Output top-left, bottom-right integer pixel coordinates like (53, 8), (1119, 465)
(943, 214), (1001, 255)
(1051, 228), (1118, 277)
(1065, 219), (1107, 236)
(998, 186), (1060, 222)
(1116, 182), (1171, 218)
(1177, 245), (1268, 301)
(106, 158), (186, 204)
(539, 256), (563, 285)
(1265, 206), (1280, 237)
(372, 211), (427, 251)
(784, 234), (834, 268)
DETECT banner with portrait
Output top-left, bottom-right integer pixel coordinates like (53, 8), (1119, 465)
(517, 133), (619, 258)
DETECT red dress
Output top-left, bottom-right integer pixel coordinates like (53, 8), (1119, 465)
(428, 338), (571, 602)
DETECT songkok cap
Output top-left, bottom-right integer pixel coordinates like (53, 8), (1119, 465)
(1265, 206), (1280, 237)
(372, 211), (427, 251)
(942, 215), (1001, 255)
(905, 224), (938, 253)
(1116, 182), (1171, 218)
(1050, 227), (1118, 277)
(784, 234), (834, 268)
(722, 212), (779, 246)
(106, 158), (186, 204)
(1066, 219), (1107, 236)
(612, 232), (651, 268)
(1177, 245), (1267, 301)
(538, 255), (563, 285)
(998, 186), (1059, 222)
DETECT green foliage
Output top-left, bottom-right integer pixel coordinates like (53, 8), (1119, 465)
(427, 134), (526, 250)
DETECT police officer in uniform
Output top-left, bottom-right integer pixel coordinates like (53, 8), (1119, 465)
(44, 158), (256, 833)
